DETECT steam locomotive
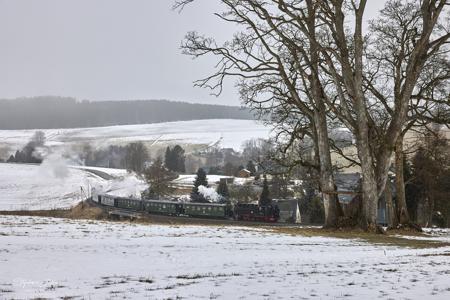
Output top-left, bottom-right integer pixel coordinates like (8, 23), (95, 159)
(96, 194), (280, 222)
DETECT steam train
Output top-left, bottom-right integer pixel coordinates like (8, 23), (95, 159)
(96, 194), (280, 222)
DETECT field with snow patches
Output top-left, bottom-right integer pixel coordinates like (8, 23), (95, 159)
(0, 216), (449, 299)
(0, 119), (271, 152)
(0, 163), (146, 211)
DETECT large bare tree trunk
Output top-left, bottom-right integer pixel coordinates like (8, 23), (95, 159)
(307, 3), (339, 228)
(357, 124), (378, 230)
(354, 70), (379, 229)
(341, 0), (378, 230)
(385, 181), (397, 228)
(361, 151), (378, 229)
(395, 135), (410, 225)
(314, 109), (338, 227)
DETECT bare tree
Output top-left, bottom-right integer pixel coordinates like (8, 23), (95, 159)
(311, 0), (450, 229)
(176, 0), (450, 230)
(177, 0), (342, 227)
(124, 142), (150, 174)
(364, 1), (450, 227)
(143, 157), (177, 198)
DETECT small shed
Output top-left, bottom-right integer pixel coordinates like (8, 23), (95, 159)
(273, 199), (302, 223)
(237, 169), (252, 178)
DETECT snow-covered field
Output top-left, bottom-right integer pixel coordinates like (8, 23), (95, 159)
(0, 216), (449, 299)
(0, 119), (271, 152)
(172, 174), (250, 187)
(0, 163), (146, 211)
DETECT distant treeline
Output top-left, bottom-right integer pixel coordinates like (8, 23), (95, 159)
(0, 97), (253, 129)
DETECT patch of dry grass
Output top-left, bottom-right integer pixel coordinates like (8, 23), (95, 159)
(0, 201), (107, 220)
(269, 226), (450, 249)
(419, 252), (450, 257)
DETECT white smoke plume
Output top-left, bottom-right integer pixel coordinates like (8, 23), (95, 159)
(198, 185), (221, 202)
(39, 152), (70, 179)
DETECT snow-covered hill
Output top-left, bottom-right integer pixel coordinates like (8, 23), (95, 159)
(0, 163), (146, 211)
(0, 119), (271, 153)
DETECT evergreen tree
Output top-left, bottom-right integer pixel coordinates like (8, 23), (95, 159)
(164, 145), (186, 173)
(246, 160), (256, 176)
(191, 168), (208, 202)
(164, 146), (173, 171)
(407, 140), (450, 227)
(216, 179), (230, 201)
(259, 175), (271, 206)
(172, 145), (186, 173)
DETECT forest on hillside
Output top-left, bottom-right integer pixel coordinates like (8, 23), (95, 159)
(0, 97), (253, 129)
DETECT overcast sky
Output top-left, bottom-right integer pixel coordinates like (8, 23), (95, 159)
(0, 0), (387, 106)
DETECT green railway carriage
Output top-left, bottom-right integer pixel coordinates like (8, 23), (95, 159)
(96, 194), (231, 219)
(183, 203), (227, 218)
(115, 197), (143, 211)
(144, 200), (180, 215)
(98, 194), (115, 207)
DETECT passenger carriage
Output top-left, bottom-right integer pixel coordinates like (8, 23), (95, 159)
(115, 196), (143, 211)
(143, 200), (182, 215)
(183, 202), (228, 218)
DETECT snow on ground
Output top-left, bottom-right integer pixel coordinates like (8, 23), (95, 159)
(71, 165), (147, 198)
(172, 174), (251, 187)
(0, 163), (146, 211)
(71, 165), (131, 177)
(172, 174), (235, 187)
(0, 163), (99, 211)
(0, 119), (271, 152)
(0, 216), (449, 299)
(397, 228), (450, 243)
